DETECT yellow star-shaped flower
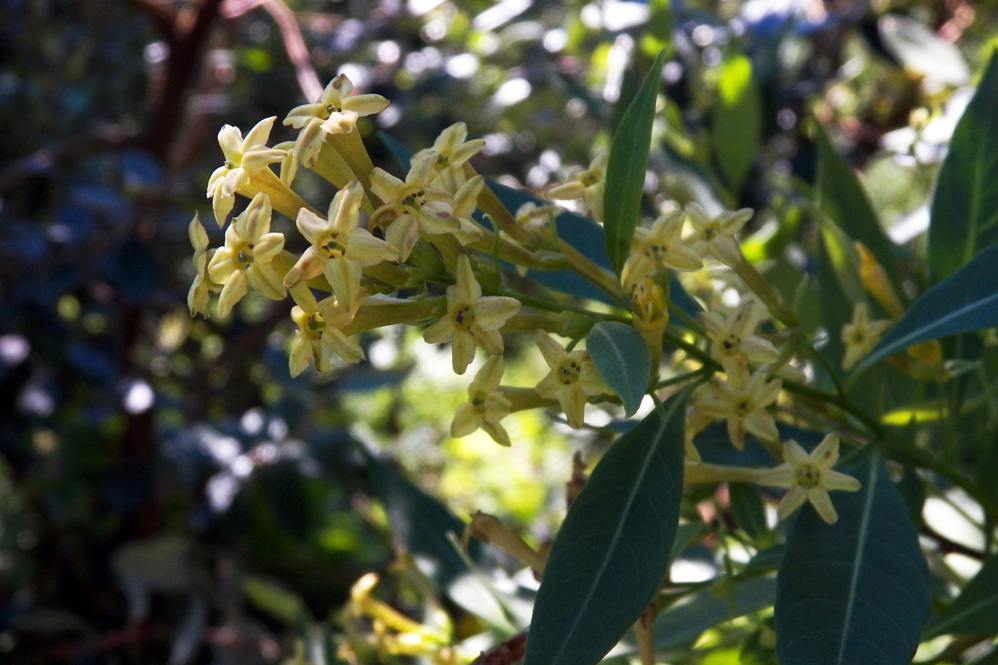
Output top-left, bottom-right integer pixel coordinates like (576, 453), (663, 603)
(413, 122), (486, 193)
(284, 74), (389, 165)
(421, 255), (521, 375)
(206, 117), (286, 227)
(547, 150), (608, 222)
(684, 202), (752, 267)
(841, 302), (892, 371)
(206, 193), (286, 318)
(283, 180), (398, 312)
(369, 152), (460, 261)
(698, 300), (780, 377)
(758, 434), (862, 524)
(621, 210), (704, 290)
(693, 367), (782, 449)
(450, 355), (513, 446)
(288, 291), (365, 376)
(534, 330), (612, 428)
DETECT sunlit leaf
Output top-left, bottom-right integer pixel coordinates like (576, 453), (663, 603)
(712, 53), (761, 192)
(523, 390), (688, 665)
(928, 51), (998, 280)
(878, 13), (970, 87)
(814, 122), (905, 300)
(857, 242), (998, 371)
(926, 553), (998, 637)
(775, 452), (929, 665)
(653, 576), (776, 649)
(604, 48), (666, 275)
(587, 322), (650, 418)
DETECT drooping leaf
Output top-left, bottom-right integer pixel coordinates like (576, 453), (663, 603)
(926, 553), (998, 637)
(586, 322), (651, 418)
(928, 51), (998, 281)
(523, 390), (688, 665)
(604, 48), (666, 275)
(775, 452), (929, 665)
(712, 53), (761, 193)
(814, 122), (905, 301)
(857, 242), (998, 371)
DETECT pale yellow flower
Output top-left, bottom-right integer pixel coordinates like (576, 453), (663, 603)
(413, 122), (485, 192)
(758, 434), (862, 524)
(841, 302), (892, 371)
(451, 355), (513, 446)
(284, 75), (389, 165)
(621, 210), (704, 290)
(684, 202), (752, 267)
(631, 276), (669, 358)
(206, 117), (285, 226)
(187, 213), (219, 317)
(548, 150), (608, 222)
(451, 175), (486, 245)
(288, 292), (365, 376)
(535, 330), (611, 428)
(369, 152), (460, 261)
(207, 193), (286, 318)
(694, 367), (782, 449)
(514, 202), (559, 249)
(698, 300), (780, 377)
(422, 255), (521, 374)
(283, 181), (398, 311)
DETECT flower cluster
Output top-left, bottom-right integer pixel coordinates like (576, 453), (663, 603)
(191, 73), (866, 526)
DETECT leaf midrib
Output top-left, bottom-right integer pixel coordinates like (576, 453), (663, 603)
(547, 396), (683, 665)
(834, 456), (880, 665)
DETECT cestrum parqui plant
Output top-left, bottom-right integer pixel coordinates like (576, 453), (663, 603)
(183, 65), (961, 665)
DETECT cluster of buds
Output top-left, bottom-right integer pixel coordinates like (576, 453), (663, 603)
(189, 73), (865, 527)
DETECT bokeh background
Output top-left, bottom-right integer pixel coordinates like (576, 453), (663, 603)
(1, 0), (995, 663)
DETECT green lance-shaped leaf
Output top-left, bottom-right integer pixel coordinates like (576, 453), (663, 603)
(928, 50), (998, 281)
(523, 389), (688, 665)
(926, 552), (998, 637)
(604, 48), (666, 275)
(814, 122), (905, 301)
(815, 215), (863, 377)
(587, 322), (651, 418)
(712, 53), (761, 193)
(857, 242), (998, 371)
(775, 452), (929, 665)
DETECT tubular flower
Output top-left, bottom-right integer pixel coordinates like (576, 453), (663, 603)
(288, 293), (365, 376)
(284, 74), (389, 164)
(547, 150), (608, 222)
(631, 277), (669, 359)
(698, 300), (780, 377)
(187, 214), (219, 317)
(621, 210), (704, 290)
(684, 202), (753, 267)
(534, 330), (612, 428)
(413, 122), (486, 192)
(841, 302), (891, 371)
(451, 355), (513, 446)
(283, 181), (398, 312)
(207, 193), (286, 318)
(422, 255), (521, 375)
(206, 117), (286, 227)
(758, 434), (862, 524)
(694, 368), (782, 450)
(369, 152), (460, 261)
